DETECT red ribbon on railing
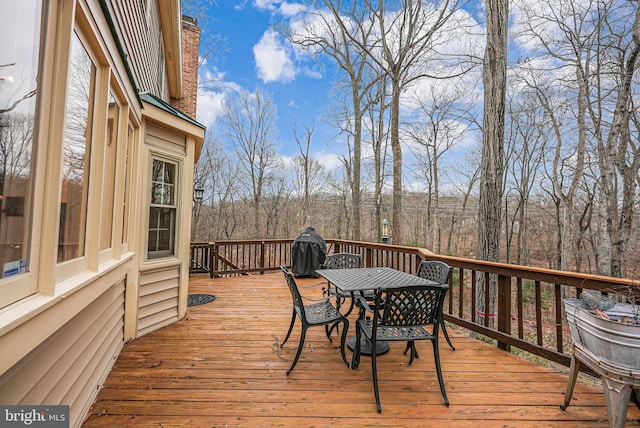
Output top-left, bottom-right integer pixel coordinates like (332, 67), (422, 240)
(475, 310), (496, 318)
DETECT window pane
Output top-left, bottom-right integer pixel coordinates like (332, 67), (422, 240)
(58, 32), (95, 263)
(122, 125), (133, 244)
(148, 206), (175, 256)
(164, 183), (174, 205)
(0, 1), (42, 278)
(100, 91), (118, 250)
(148, 159), (177, 259)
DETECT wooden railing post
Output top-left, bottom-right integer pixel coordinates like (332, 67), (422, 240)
(365, 247), (373, 268)
(209, 243), (217, 278)
(497, 274), (512, 351)
(260, 241), (266, 275)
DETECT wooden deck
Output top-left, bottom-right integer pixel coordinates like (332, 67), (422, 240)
(83, 273), (640, 427)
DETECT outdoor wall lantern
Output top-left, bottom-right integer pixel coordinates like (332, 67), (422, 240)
(193, 181), (204, 202)
(381, 218), (389, 243)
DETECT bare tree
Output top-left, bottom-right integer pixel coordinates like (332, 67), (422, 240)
(192, 132), (241, 241)
(592, 2), (640, 277)
(513, 0), (594, 271)
(363, 75), (391, 241)
(514, 0), (640, 277)
(262, 175), (292, 238)
(406, 84), (467, 253)
(476, 0), (508, 322)
(220, 88), (281, 236)
(503, 90), (549, 265)
(446, 150), (481, 256)
(292, 123), (328, 228)
(297, 1), (466, 243)
(357, 0), (465, 243)
(288, 1), (384, 240)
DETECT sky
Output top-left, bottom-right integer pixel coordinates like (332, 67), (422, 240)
(195, 1), (342, 163)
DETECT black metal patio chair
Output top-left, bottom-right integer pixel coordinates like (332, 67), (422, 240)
(279, 265), (349, 375)
(352, 284), (450, 412)
(322, 253), (365, 314)
(413, 260), (455, 351)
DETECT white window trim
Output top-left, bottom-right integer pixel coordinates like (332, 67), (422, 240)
(146, 154), (181, 261)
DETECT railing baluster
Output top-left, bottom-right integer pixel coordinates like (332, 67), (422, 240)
(497, 274), (512, 351)
(458, 268), (464, 319)
(471, 270), (477, 324)
(517, 277), (524, 339)
(448, 271), (453, 315)
(554, 283), (563, 352)
(484, 272), (491, 328)
(535, 280), (543, 346)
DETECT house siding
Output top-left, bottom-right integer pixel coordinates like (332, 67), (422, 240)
(137, 265), (180, 336)
(146, 122), (187, 155)
(0, 279), (125, 427)
(108, 0), (165, 97)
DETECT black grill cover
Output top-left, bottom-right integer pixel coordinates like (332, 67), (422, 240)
(291, 227), (327, 277)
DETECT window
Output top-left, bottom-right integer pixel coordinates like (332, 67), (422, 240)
(121, 124), (134, 246)
(57, 31), (96, 263)
(0, 1), (43, 283)
(100, 90), (119, 251)
(148, 158), (177, 259)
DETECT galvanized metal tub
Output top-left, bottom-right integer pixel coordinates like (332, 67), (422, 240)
(564, 298), (640, 369)
(562, 298), (640, 428)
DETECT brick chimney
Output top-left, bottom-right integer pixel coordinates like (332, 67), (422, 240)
(171, 15), (200, 118)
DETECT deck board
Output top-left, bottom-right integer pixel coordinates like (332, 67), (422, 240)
(83, 273), (640, 427)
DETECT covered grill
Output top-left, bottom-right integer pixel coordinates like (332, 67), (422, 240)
(291, 226), (326, 277)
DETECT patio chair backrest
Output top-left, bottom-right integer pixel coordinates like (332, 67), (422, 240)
(280, 265), (305, 320)
(323, 253), (363, 269)
(416, 260), (453, 285)
(374, 284), (449, 328)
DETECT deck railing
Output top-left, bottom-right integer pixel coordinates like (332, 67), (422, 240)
(189, 239), (638, 369)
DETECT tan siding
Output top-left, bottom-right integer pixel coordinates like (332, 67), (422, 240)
(139, 285), (178, 307)
(138, 297), (179, 320)
(0, 280), (125, 428)
(108, 0), (165, 96)
(66, 319), (124, 425)
(139, 276), (177, 294)
(138, 309), (179, 336)
(146, 123), (187, 155)
(139, 263), (181, 285)
(137, 265), (180, 336)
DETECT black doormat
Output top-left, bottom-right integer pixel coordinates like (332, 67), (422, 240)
(187, 294), (216, 307)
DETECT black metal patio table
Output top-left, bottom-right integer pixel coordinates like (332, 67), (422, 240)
(315, 267), (439, 355)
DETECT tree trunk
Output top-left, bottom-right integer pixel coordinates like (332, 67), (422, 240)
(390, 80), (402, 244)
(476, 0), (508, 322)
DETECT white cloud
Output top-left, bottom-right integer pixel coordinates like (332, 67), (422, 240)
(234, 1), (248, 11)
(300, 68), (322, 79)
(278, 2), (305, 17)
(280, 147), (342, 173)
(315, 151), (342, 172)
(196, 68), (245, 127)
(253, 29), (296, 83)
(253, 0), (305, 17)
(253, 0), (277, 11)
(196, 89), (227, 128)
